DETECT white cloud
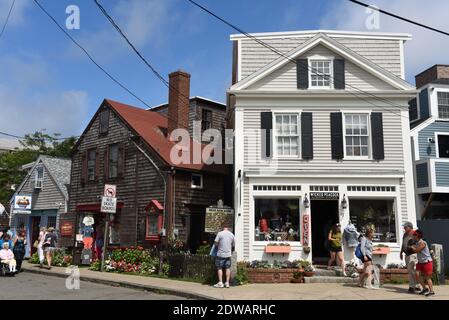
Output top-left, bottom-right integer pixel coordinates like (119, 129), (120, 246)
(0, 55), (89, 137)
(320, 0), (449, 84)
(0, 0), (31, 27)
(68, 0), (174, 62)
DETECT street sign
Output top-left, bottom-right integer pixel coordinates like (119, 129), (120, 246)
(104, 184), (117, 197)
(101, 196), (117, 214)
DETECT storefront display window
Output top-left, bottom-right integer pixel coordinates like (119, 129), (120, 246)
(349, 199), (396, 242)
(254, 198), (300, 242)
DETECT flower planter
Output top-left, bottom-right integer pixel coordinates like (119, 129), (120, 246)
(373, 247), (391, 255)
(264, 245), (292, 254)
(304, 271), (315, 277)
(290, 278), (304, 283)
(247, 268), (298, 283)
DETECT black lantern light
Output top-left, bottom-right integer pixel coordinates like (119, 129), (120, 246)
(341, 194), (348, 209)
(303, 193), (310, 208)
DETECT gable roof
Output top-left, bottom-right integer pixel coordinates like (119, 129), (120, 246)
(230, 33), (415, 92)
(13, 155), (71, 202)
(105, 99), (227, 175)
(148, 96), (226, 111)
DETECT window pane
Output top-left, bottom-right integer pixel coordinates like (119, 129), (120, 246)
(254, 198), (300, 242)
(349, 199), (396, 242)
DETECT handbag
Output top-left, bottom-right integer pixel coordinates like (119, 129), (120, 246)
(355, 243), (364, 260)
(33, 240), (39, 249)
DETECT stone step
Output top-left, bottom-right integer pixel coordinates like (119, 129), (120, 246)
(314, 268), (345, 277)
(304, 276), (359, 284)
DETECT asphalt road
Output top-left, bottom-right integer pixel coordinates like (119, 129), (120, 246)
(0, 272), (187, 300)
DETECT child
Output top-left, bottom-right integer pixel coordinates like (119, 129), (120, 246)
(409, 229), (435, 297)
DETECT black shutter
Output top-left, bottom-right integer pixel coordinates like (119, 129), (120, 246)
(371, 112), (385, 160)
(333, 59), (345, 89)
(261, 112), (272, 158)
(301, 112), (313, 160)
(296, 59), (309, 89)
(330, 113), (344, 160)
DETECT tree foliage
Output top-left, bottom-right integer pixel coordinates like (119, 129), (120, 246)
(0, 131), (77, 208)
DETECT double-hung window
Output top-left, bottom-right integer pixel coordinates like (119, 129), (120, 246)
(108, 144), (119, 179)
(345, 114), (369, 158)
(35, 166), (44, 189)
(310, 60), (332, 88)
(438, 92), (449, 119)
(87, 149), (96, 181)
(275, 114), (300, 157)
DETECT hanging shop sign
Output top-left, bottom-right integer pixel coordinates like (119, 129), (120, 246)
(205, 201), (234, 233)
(302, 214), (310, 246)
(309, 192), (339, 200)
(13, 195), (32, 214)
(60, 221), (74, 237)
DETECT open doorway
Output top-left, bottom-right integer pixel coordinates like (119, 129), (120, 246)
(311, 200), (339, 264)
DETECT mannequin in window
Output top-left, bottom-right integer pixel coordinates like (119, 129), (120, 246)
(82, 215), (95, 250)
(343, 220), (360, 262)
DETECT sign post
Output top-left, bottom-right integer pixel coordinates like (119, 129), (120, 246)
(100, 185), (117, 272)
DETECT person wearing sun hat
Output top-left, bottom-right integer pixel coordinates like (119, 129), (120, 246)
(400, 221), (419, 293)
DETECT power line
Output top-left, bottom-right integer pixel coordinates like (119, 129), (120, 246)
(92, 0), (195, 131)
(0, 131), (78, 141)
(32, 0), (152, 110)
(0, 0), (15, 40)
(349, 0), (449, 37)
(186, 0), (414, 120)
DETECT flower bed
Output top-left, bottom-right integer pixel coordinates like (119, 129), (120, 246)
(28, 249), (72, 267)
(245, 260), (314, 283)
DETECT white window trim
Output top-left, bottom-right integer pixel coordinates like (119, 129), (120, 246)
(434, 132), (449, 159)
(436, 90), (449, 121)
(35, 165), (44, 189)
(272, 112), (301, 159)
(191, 173), (203, 189)
(347, 195), (400, 246)
(308, 55), (334, 90)
(342, 111), (372, 160)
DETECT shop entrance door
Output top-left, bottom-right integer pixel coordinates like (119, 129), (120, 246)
(310, 200), (339, 264)
(31, 216), (41, 255)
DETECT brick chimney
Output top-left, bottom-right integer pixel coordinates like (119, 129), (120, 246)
(415, 65), (449, 88)
(167, 70), (190, 136)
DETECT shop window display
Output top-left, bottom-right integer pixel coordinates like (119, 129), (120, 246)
(349, 199), (396, 242)
(254, 198), (300, 242)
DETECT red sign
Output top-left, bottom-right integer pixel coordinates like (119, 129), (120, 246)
(302, 214), (310, 246)
(60, 222), (74, 237)
(104, 184), (117, 197)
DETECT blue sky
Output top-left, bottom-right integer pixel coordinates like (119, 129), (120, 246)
(1, 0), (448, 137)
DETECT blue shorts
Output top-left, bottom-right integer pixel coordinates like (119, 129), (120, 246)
(215, 257), (231, 270)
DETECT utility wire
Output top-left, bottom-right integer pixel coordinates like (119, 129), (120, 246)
(33, 0), (152, 110)
(0, 0), (15, 40)
(186, 0), (414, 120)
(0, 131), (78, 141)
(349, 0), (449, 37)
(93, 0), (196, 131)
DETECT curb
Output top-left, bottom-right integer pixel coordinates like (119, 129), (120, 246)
(22, 267), (216, 300)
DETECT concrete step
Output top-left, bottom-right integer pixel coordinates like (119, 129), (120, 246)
(304, 276), (358, 284)
(314, 267), (345, 277)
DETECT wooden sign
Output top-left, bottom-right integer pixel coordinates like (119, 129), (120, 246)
(205, 206), (234, 233)
(60, 221), (74, 237)
(310, 192), (339, 200)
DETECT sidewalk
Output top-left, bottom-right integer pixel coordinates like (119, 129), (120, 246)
(21, 261), (448, 300)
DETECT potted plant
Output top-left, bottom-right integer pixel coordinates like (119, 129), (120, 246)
(297, 260), (315, 277)
(290, 270), (305, 283)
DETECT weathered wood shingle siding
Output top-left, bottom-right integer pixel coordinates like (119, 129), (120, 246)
(417, 121), (449, 159)
(247, 45), (395, 91)
(239, 37), (402, 79)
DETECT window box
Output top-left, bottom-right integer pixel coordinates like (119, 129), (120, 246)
(264, 244), (292, 254)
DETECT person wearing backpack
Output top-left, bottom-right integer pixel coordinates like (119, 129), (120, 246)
(13, 230), (27, 272)
(357, 228), (377, 289)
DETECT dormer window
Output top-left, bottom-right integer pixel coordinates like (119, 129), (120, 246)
(35, 166), (44, 189)
(438, 92), (449, 119)
(310, 60), (332, 88)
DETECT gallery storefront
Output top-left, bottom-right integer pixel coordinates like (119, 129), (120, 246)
(236, 176), (409, 267)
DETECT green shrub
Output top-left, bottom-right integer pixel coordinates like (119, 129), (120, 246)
(196, 244), (212, 255)
(28, 249), (72, 267)
(235, 262), (248, 285)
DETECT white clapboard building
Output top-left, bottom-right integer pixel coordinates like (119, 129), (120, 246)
(228, 30), (417, 266)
